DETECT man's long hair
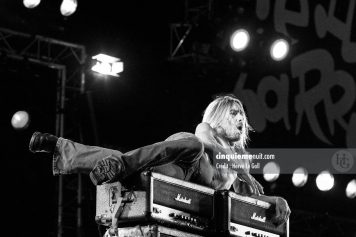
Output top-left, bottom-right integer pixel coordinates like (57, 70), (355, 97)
(202, 94), (252, 150)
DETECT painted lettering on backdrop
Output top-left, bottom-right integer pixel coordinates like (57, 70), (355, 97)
(256, 0), (356, 62)
(234, 0), (356, 147)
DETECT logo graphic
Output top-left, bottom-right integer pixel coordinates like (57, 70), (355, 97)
(331, 150), (354, 173)
(174, 194), (192, 205)
(250, 212), (266, 223)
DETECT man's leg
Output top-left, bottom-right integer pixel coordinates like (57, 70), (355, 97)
(149, 163), (186, 180)
(121, 137), (203, 176)
(29, 132), (204, 185)
(29, 132), (124, 175)
(53, 138), (123, 175)
(91, 136), (204, 184)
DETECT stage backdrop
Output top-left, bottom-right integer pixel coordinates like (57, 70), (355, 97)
(232, 0), (356, 149)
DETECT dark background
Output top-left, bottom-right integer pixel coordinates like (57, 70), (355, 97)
(1, 0), (355, 236)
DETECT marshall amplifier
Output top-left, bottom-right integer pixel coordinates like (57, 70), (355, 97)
(215, 190), (289, 237)
(96, 172), (215, 234)
(115, 224), (205, 237)
(96, 180), (123, 226)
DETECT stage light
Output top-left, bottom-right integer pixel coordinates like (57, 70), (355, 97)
(60, 0), (77, 16)
(91, 54), (124, 77)
(270, 39), (289, 61)
(316, 170), (334, 191)
(11, 111), (30, 130)
(263, 161), (280, 182)
(230, 29), (250, 52)
(346, 179), (356, 199)
(292, 167), (308, 187)
(23, 0), (41, 9)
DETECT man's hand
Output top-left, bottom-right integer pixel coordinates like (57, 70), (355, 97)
(249, 195), (291, 225)
(273, 196), (291, 225)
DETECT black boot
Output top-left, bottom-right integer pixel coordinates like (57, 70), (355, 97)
(29, 132), (58, 153)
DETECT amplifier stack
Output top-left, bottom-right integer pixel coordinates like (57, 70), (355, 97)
(215, 190), (289, 237)
(96, 172), (289, 237)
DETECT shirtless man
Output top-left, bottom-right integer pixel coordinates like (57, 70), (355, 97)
(29, 94), (290, 224)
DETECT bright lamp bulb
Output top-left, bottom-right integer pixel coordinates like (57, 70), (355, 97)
(270, 39), (289, 61)
(91, 54), (123, 77)
(263, 161), (280, 182)
(230, 29), (250, 52)
(60, 0), (78, 16)
(346, 179), (356, 199)
(292, 167), (308, 187)
(316, 170), (334, 191)
(23, 0), (41, 9)
(11, 111), (30, 130)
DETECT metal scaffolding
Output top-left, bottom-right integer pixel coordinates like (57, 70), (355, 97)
(169, 0), (216, 63)
(0, 27), (87, 237)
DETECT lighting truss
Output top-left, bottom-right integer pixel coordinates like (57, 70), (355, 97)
(0, 27), (87, 237)
(169, 0), (215, 62)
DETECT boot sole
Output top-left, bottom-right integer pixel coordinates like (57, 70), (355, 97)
(89, 171), (101, 186)
(29, 131), (40, 153)
(89, 158), (121, 186)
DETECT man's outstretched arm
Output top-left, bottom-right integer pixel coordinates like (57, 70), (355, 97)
(252, 194), (291, 225)
(233, 179), (291, 225)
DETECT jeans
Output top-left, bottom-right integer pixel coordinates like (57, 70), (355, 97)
(52, 132), (215, 187)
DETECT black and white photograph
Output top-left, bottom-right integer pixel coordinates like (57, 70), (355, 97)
(1, 0), (355, 237)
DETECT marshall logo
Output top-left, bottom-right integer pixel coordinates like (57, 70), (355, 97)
(174, 194), (192, 204)
(250, 212), (266, 223)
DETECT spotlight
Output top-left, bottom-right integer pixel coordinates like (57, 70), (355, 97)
(263, 161), (280, 182)
(269, 38), (290, 61)
(292, 167), (308, 187)
(316, 170), (334, 191)
(230, 29), (250, 52)
(11, 111), (30, 130)
(346, 179), (356, 199)
(91, 54), (124, 77)
(60, 0), (77, 16)
(23, 0), (41, 9)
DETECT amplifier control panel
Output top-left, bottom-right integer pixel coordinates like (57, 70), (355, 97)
(230, 222), (280, 237)
(152, 204), (209, 230)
